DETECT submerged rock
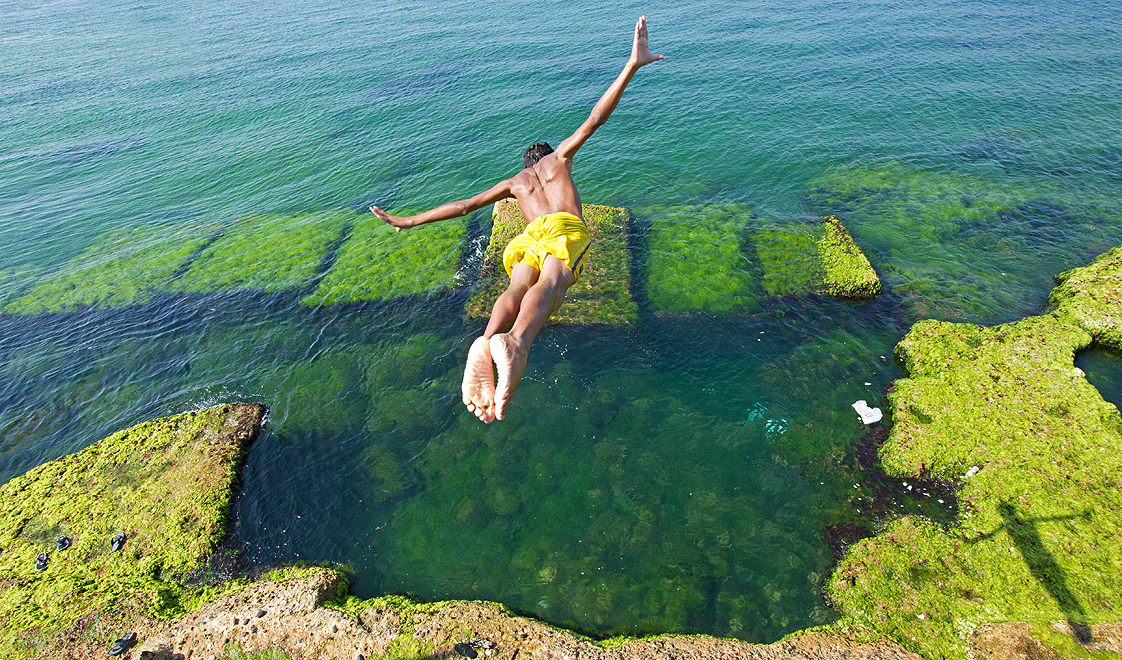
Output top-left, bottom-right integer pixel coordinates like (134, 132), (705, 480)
(304, 209), (470, 307)
(166, 211), (351, 295)
(465, 199), (637, 325)
(642, 203), (763, 315)
(3, 222), (223, 315)
(752, 215), (881, 300)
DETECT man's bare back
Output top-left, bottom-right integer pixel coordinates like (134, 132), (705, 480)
(370, 17), (662, 423)
(507, 151), (583, 222)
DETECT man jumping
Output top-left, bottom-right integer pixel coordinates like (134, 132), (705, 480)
(371, 16), (663, 423)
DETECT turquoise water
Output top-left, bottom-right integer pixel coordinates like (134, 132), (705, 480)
(2, 0), (1122, 643)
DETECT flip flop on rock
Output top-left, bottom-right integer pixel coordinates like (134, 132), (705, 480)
(34, 552), (49, 571)
(107, 632), (136, 656)
(110, 532), (125, 552)
(56, 535), (71, 551)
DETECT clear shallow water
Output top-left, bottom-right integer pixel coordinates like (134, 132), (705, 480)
(2, 0), (1122, 643)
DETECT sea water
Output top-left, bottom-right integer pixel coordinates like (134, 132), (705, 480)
(2, 0), (1121, 642)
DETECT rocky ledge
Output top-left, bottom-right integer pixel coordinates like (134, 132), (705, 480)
(825, 246), (1122, 658)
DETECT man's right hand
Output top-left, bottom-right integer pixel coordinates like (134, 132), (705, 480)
(371, 205), (407, 232)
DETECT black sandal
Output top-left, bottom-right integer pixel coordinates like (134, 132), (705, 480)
(107, 632), (136, 656)
(56, 535), (71, 551)
(110, 532), (125, 552)
(34, 552), (49, 571)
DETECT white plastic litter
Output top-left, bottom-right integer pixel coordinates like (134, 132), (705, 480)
(964, 466), (981, 479)
(851, 400), (883, 424)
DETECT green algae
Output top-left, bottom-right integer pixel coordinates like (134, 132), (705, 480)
(3, 222), (222, 315)
(827, 313), (1122, 658)
(0, 265), (43, 313)
(464, 199), (637, 325)
(166, 211), (352, 295)
(224, 643), (292, 660)
(806, 159), (1122, 323)
(1048, 245), (1122, 350)
(751, 216), (880, 300)
(641, 204), (762, 314)
(380, 359), (834, 642)
(816, 217), (881, 298)
(0, 404), (264, 658)
(303, 210), (469, 307)
(640, 206), (878, 315)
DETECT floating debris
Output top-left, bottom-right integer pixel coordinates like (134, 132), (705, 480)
(852, 400), (883, 424)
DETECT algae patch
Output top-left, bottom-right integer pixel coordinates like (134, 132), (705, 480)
(641, 204), (762, 315)
(1048, 244), (1122, 350)
(828, 312), (1122, 658)
(303, 210), (469, 306)
(0, 403), (265, 658)
(166, 211), (352, 295)
(465, 199), (637, 325)
(752, 215), (880, 300)
(3, 222), (222, 315)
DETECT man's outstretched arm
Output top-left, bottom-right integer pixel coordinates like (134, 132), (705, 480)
(371, 178), (513, 231)
(555, 16), (664, 161)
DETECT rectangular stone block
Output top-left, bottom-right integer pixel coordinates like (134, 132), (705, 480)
(303, 211), (469, 307)
(751, 216), (880, 299)
(464, 199), (636, 325)
(3, 222), (221, 314)
(642, 204), (762, 315)
(166, 211), (351, 295)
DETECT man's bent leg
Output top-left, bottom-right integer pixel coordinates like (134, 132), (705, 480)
(491, 255), (575, 420)
(463, 264), (540, 423)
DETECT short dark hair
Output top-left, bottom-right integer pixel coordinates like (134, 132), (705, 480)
(523, 142), (554, 168)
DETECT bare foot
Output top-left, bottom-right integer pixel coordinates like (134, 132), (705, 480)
(462, 336), (496, 423)
(490, 333), (528, 421)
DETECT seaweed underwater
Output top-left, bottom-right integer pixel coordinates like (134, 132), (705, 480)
(806, 159), (1122, 325)
(0, 175), (1119, 653)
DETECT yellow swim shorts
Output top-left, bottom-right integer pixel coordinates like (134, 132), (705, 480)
(502, 211), (592, 282)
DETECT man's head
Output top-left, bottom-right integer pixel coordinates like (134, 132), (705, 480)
(523, 142), (554, 169)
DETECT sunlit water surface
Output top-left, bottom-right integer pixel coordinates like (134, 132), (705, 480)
(2, 0), (1121, 642)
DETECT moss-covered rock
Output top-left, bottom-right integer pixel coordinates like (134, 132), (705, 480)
(1048, 245), (1122, 350)
(302, 210), (469, 307)
(642, 204), (762, 314)
(165, 211), (351, 295)
(817, 217), (882, 298)
(465, 199), (637, 325)
(806, 160), (1122, 323)
(3, 223), (222, 315)
(752, 216), (880, 300)
(828, 313), (1122, 658)
(0, 403), (265, 658)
